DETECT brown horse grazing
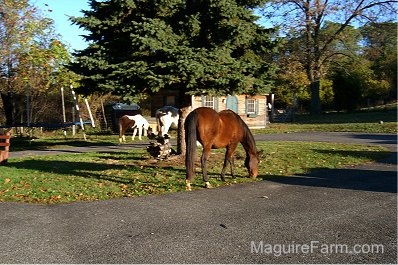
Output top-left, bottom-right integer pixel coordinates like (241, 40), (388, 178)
(118, 114), (153, 142)
(185, 107), (260, 191)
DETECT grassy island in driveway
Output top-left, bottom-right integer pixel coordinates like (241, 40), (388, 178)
(0, 106), (395, 203)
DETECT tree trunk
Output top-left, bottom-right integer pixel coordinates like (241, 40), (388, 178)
(0, 92), (15, 126)
(177, 93), (192, 156)
(310, 79), (321, 115)
(307, 55), (322, 115)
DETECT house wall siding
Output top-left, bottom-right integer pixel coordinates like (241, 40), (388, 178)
(191, 95), (268, 128)
(150, 92), (269, 128)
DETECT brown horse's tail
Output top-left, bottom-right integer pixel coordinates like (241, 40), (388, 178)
(185, 110), (197, 182)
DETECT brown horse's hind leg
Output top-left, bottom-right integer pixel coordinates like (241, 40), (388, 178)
(221, 144), (237, 181)
(201, 146), (212, 188)
(119, 124), (127, 143)
(185, 163), (195, 191)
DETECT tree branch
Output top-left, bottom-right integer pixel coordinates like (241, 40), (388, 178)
(320, 0), (397, 55)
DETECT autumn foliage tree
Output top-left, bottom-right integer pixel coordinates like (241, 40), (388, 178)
(0, 0), (75, 126)
(361, 22), (397, 101)
(260, 0), (397, 114)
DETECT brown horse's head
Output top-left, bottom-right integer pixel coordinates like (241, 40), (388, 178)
(245, 151), (261, 178)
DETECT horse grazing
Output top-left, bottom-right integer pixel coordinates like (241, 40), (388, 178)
(185, 107), (260, 191)
(118, 114), (152, 142)
(155, 106), (179, 137)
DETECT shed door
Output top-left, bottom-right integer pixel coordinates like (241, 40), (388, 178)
(226, 95), (238, 113)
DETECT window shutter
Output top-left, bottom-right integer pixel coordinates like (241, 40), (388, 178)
(255, 99), (259, 115)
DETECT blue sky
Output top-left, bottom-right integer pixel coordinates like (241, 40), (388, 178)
(32, 0), (90, 51)
(30, 1), (276, 52)
(31, 1), (272, 52)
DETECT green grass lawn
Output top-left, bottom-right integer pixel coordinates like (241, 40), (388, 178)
(0, 106), (395, 204)
(258, 107), (397, 134)
(7, 105), (397, 152)
(0, 141), (389, 204)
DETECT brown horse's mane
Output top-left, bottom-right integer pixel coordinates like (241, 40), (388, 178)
(237, 115), (257, 155)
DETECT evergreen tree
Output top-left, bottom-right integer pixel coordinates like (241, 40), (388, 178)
(69, 0), (278, 106)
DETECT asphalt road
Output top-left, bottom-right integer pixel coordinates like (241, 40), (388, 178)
(1, 132), (397, 263)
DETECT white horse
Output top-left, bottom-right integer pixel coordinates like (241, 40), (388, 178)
(118, 114), (152, 142)
(155, 106), (179, 137)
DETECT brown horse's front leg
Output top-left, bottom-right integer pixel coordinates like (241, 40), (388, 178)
(220, 157), (228, 181)
(230, 157), (235, 178)
(201, 148), (212, 188)
(221, 145), (237, 181)
(221, 157), (235, 181)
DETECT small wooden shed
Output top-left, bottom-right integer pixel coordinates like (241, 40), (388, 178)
(191, 95), (269, 128)
(150, 92), (270, 128)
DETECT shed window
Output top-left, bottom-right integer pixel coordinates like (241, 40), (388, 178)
(246, 98), (257, 114)
(203, 96), (215, 109)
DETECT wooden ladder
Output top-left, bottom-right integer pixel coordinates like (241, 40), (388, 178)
(0, 132), (11, 165)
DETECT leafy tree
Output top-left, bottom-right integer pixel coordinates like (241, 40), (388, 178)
(361, 22), (397, 102)
(331, 58), (365, 111)
(328, 22), (396, 111)
(273, 22), (361, 111)
(69, 0), (278, 153)
(331, 56), (391, 111)
(0, 0), (75, 125)
(273, 50), (310, 109)
(260, 0), (397, 114)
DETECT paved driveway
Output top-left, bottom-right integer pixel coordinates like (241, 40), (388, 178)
(1, 132), (396, 263)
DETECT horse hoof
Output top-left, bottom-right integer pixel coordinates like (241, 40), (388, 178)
(205, 182), (212, 189)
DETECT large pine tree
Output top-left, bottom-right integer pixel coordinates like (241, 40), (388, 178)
(69, 0), (277, 153)
(69, 0), (277, 104)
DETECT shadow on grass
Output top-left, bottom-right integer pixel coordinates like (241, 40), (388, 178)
(9, 137), (119, 152)
(261, 165), (397, 193)
(259, 146), (396, 193)
(6, 140), (396, 194)
(5, 153), (186, 186)
(351, 133), (398, 146)
(294, 109), (397, 124)
(6, 159), (136, 184)
(312, 148), (393, 164)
